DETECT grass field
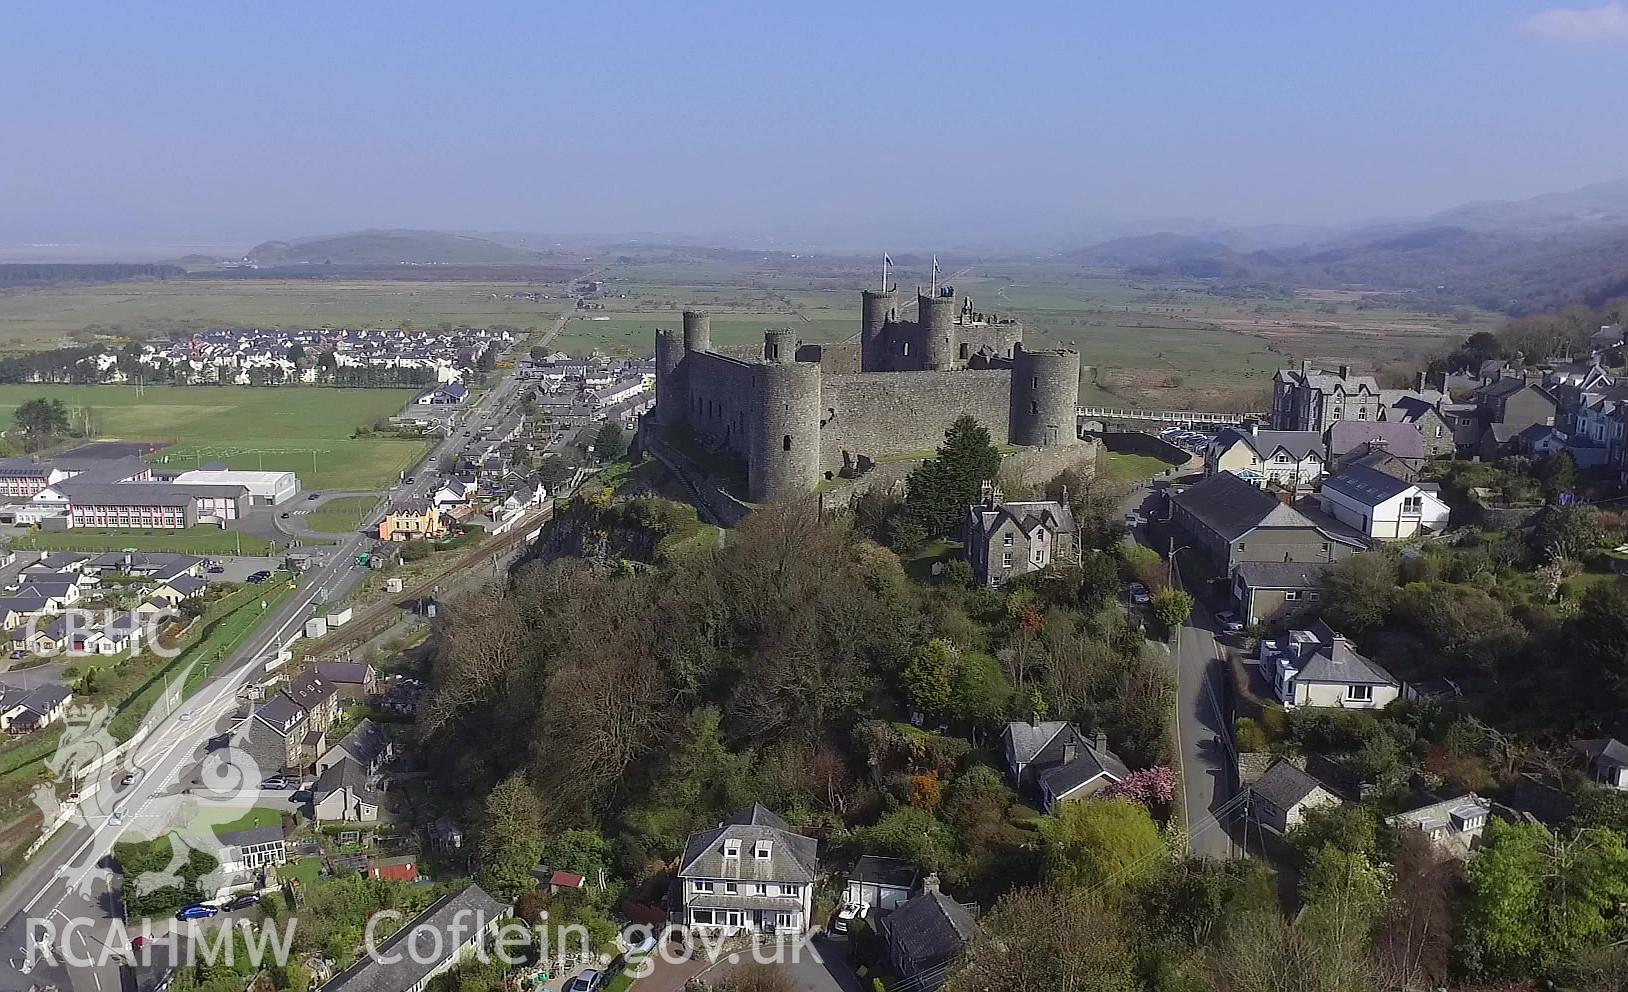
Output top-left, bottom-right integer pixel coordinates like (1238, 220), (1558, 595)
(0, 385), (425, 489)
(0, 280), (570, 351)
(305, 495), (378, 534)
(1101, 452), (1177, 483)
(13, 526), (275, 556)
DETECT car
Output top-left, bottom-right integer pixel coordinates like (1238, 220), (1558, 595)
(175, 904), (219, 922)
(1217, 610), (1245, 633)
(1129, 582), (1151, 606)
(7, 650), (26, 660)
(1123, 512), (1142, 528)
(130, 935), (149, 952)
(110, 809), (125, 825)
(259, 777), (289, 791)
(565, 971), (601, 992)
(179, 710), (193, 722)
(120, 771), (139, 788)
(404, 476), (415, 484)
(279, 512), (291, 519)
(831, 901), (870, 934)
(307, 492), (320, 501)
(207, 565), (226, 574)
(223, 893), (260, 912)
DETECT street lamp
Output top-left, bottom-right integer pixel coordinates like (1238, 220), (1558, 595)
(1167, 540), (1191, 587)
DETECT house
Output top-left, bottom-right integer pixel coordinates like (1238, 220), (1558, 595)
(415, 381), (470, 405)
(1168, 471), (1364, 575)
(15, 579), (80, 612)
(0, 595), (48, 629)
(1205, 425), (1325, 488)
(240, 695), (309, 774)
(285, 668), (341, 728)
(674, 804), (816, 934)
(1472, 376), (1559, 434)
(1388, 794), (1492, 860)
(1381, 394), (1456, 458)
(313, 661), (376, 701)
(1514, 424), (1569, 458)
(1260, 622), (1402, 710)
(544, 869), (586, 895)
(876, 877), (978, 992)
(378, 500), (448, 542)
(147, 575), (208, 605)
(315, 719), (394, 778)
(1001, 720), (1127, 810)
(1318, 465), (1450, 541)
(216, 825), (288, 875)
(313, 755), (382, 822)
(102, 612), (146, 655)
(1324, 421), (1427, 473)
(1574, 738), (1628, 791)
(1248, 758), (1342, 835)
(319, 883), (508, 992)
(845, 856), (921, 913)
(428, 816), (465, 851)
(0, 685), (73, 733)
(1271, 362), (1383, 432)
(963, 492), (1078, 587)
(1230, 561), (1335, 628)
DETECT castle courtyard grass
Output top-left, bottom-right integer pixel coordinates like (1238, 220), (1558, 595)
(0, 385), (426, 490)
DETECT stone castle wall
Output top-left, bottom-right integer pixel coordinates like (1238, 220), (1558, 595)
(820, 369), (1014, 474)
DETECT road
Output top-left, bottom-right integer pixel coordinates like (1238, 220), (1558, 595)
(0, 318), (559, 990)
(1122, 485), (1238, 860)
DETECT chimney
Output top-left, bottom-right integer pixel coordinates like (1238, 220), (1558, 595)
(1300, 359), (1310, 376)
(1249, 420), (1260, 437)
(1338, 364), (1351, 379)
(1062, 737), (1077, 766)
(922, 873), (941, 895)
(1416, 371), (1427, 393)
(1093, 730), (1108, 752)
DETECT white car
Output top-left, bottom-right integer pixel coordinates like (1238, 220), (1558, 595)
(1129, 583), (1151, 606)
(1217, 610), (1245, 633)
(831, 901), (870, 934)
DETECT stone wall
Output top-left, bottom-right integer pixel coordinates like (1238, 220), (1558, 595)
(998, 438), (1101, 490)
(1098, 430), (1194, 467)
(684, 351), (756, 462)
(820, 368), (1013, 473)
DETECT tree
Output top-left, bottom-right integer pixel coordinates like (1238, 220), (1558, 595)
(946, 884), (1140, 992)
(1100, 767), (1175, 809)
(477, 775), (546, 902)
(1532, 504), (1606, 560)
(903, 639), (960, 719)
(1321, 552), (1399, 632)
(594, 421), (628, 462)
(286, 343), (306, 364)
(317, 350), (338, 377)
(13, 397), (68, 450)
(861, 806), (957, 872)
(1038, 797), (1164, 892)
(903, 417), (1002, 537)
(1149, 587), (1193, 634)
(540, 829), (612, 882)
(1077, 552), (1120, 611)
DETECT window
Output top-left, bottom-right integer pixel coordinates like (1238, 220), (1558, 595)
(780, 884), (797, 896)
(1357, 408), (1367, 420)
(959, 343), (969, 360)
(1030, 401), (1039, 415)
(1032, 376), (1039, 390)
(754, 883), (767, 895)
(1284, 591), (1300, 601)
(692, 910), (714, 925)
(1308, 592), (1320, 601)
(723, 840), (740, 858)
(1402, 495), (1422, 513)
(776, 913), (794, 929)
(755, 841), (771, 859)
(1320, 543), (1330, 553)
(1003, 534), (1013, 547)
(1002, 552), (1013, 568)
(902, 342), (910, 356)
(723, 882), (738, 894)
(782, 434), (791, 452)
(1347, 684), (1374, 702)
(1235, 542), (1246, 552)
(693, 880), (714, 893)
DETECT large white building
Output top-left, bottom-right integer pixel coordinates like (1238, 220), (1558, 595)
(1318, 465), (1449, 541)
(172, 469), (300, 505)
(675, 805), (816, 935)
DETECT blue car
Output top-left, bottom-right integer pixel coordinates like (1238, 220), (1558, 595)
(175, 904), (219, 922)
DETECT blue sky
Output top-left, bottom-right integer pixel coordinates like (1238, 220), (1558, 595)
(4, 0), (1628, 249)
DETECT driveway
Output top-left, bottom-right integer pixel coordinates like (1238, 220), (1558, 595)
(698, 935), (865, 992)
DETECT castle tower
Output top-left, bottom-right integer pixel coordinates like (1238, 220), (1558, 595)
(918, 292), (958, 371)
(1010, 344), (1082, 447)
(682, 310), (711, 354)
(860, 288), (896, 371)
(763, 328), (797, 364)
(748, 360), (821, 502)
(654, 327), (683, 427)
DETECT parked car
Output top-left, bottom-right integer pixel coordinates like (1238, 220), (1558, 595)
(247, 571), (271, 584)
(207, 565), (226, 574)
(175, 904), (219, 922)
(7, 650), (26, 660)
(259, 777), (289, 791)
(1217, 610), (1245, 633)
(307, 492), (320, 501)
(223, 893), (260, 912)
(565, 971), (601, 992)
(1129, 582), (1151, 606)
(120, 770), (139, 788)
(279, 512), (291, 519)
(831, 901), (870, 934)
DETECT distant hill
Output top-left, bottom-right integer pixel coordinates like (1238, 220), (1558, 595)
(245, 230), (546, 267)
(1427, 177), (1628, 235)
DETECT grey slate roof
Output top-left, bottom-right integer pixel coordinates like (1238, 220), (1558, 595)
(321, 883), (508, 992)
(677, 804), (817, 884)
(253, 695), (307, 736)
(1294, 636), (1398, 687)
(217, 825), (285, 850)
(1216, 427), (1323, 462)
(1173, 471), (1317, 541)
(315, 660), (371, 686)
(1232, 560), (1336, 590)
(969, 500), (1077, 539)
(1037, 741), (1130, 799)
(1250, 759), (1332, 810)
(1321, 464), (1416, 506)
(1575, 738), (1628, 769)
(330, 719), (388, 768)
(850, 855), (920, 891)
(884, 890), (978, 968)
(1326, 421), (1426, 461)
(1002, 721), (1071, 765)
(315, 755), (377, 803)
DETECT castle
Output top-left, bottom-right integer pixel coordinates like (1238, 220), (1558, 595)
(653, 287), (1082, 502)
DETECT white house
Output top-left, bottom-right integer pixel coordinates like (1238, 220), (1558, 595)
(1205, 425), (1326, 488)
(1388, 794), (1492, 860)
(844, 855), (921, 913)
(1261, 622), (1402, 710)
(675, 805), (815, 935)
(1575, 738), (1628, 791)
(1319, 465), (1449, 540)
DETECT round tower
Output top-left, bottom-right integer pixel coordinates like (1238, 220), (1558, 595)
(861, 289), (896, 370)
(682, 310), (711, 354)
(763, 328), (797, 364)
(918, 292), (958, 370)
(749, 360), (822, 502)
(654, 327), (683, 427)
(1010, 344), (1082, 447)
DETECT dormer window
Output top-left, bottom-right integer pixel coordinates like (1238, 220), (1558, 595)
(755, 841), (772, 860)
(723, 839), (741, 858)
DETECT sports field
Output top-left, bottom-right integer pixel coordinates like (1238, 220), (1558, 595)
(0, 385), (425, 489)
(305, 495), (378, 534)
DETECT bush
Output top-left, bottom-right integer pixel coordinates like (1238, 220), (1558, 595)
(941, 559), (974, 588)
(1150, 588), (1194, 634)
